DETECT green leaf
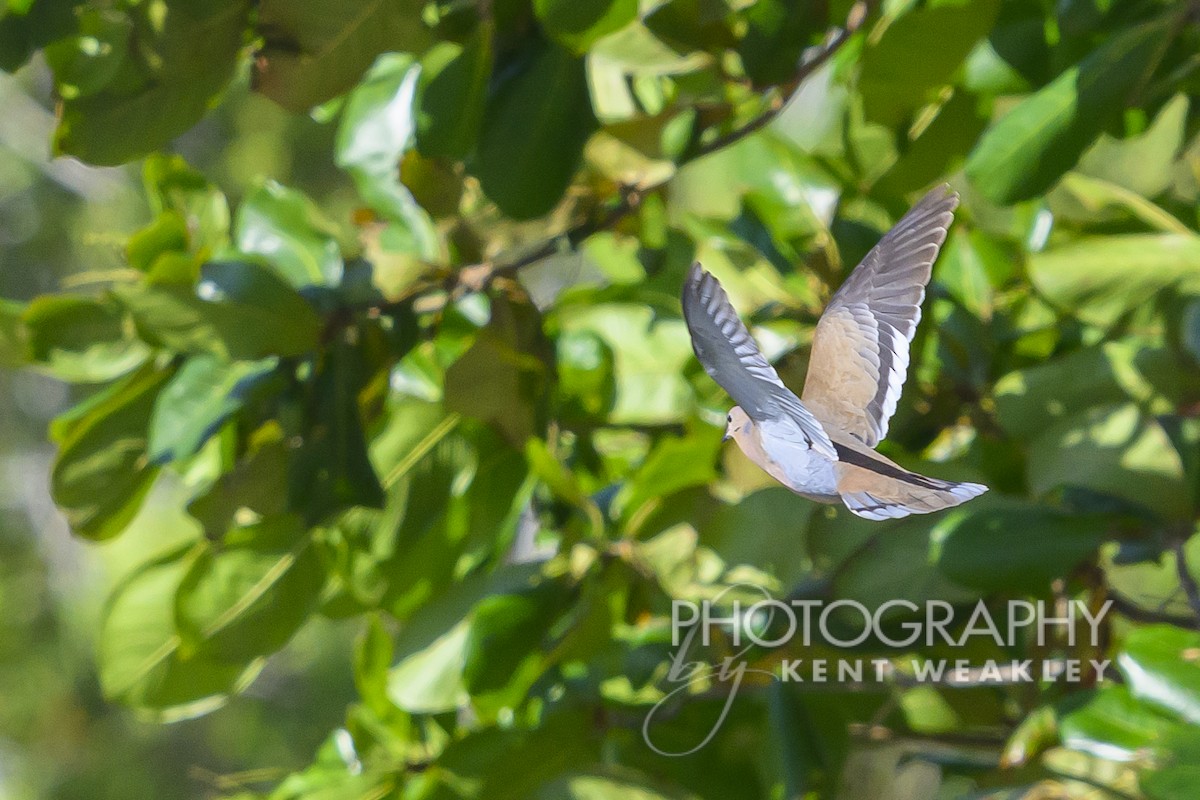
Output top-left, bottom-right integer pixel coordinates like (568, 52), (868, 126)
(1142, 730), (1200, 800)
(832, 515), (980, 617)
(618, 432), (720, 525)
(176, 515), (325, 663)
(1076, 93), (1190, 199)
(556, 303), (693, 425)
(147, 355), (279, 463)
(464, 580), (570, 697)
(354, 614), (395, 715)
(994, 340), (1180, 440)
(126, 212), (191, 272)
(0, 299), (25, 368)
(555, 328), (617, 424)
(1119, 626), (1200, 724)
(55, 0), (252, 165)
(0, 0), (76, 73)
(289, 340), (386, 525)
(736, 0), (825, 87)
(188, 433), (291, 540)
(445, 299), (552, 446)
(534, 0), (637, 53)
(533, 771), (687, 800)
(51, 365), (172, 540)
(254, 0), (432, 112)
(99, 545), (260, 719)
(414, 26), (492, 160)
(1054, 174), (1193, 234)
(936, 503), (1109, 593)
(644, 0), (736, 53)
(335, 54), (441, 260)
(236, 181), (344, 288)
(475, 43), (597, 219)
(23, 294), (148, 382)
(699, 488), (816, 587)
(964, 13), (1178, 204)
(387, 619), (469, 713)
(1028, 403), (1190, 520)
(1060, 684), (1185, 761)
(1028, 234), (1200, 327)
(859, 0), (999, 126)
(41, 8), (130, 100)
(116, 260), (323, 360)
(143, 154), (231, 254)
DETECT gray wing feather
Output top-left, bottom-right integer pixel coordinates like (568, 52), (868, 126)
(682, 263), (836, 460)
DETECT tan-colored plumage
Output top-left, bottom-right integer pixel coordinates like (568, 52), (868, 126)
(685, 185), (987, 521)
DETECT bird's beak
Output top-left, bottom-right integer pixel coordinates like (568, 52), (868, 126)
(722, 432), (732, 443)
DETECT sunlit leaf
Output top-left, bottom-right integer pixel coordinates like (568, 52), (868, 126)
(254, 0), (431, 112)
(236, 181), (344, 288)
(23, 294), (148, 382)
(99, 545), (260, 718)
(51, 365), (172, 540)
(965, 13), (1179, 204)
(147, 355), (279, 463)
(176, 515), (325, 663)
(55, 0), (252, 164)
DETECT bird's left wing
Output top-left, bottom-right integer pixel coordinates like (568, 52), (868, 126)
(802, 186), (958, 447)
(682, 263), (836, 460)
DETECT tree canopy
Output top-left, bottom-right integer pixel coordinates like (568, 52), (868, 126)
(2, 0), (1200, 798)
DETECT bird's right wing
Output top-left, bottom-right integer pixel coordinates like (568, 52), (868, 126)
(801, 186), (958, 447)
(682, 263), (836, 460)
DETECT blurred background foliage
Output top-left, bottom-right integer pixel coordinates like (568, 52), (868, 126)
(1, 0), (1200, 797)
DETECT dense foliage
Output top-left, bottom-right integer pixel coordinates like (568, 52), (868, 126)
(2, 0), (1200, 797)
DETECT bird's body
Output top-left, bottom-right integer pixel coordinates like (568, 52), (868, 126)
(683, 186), (987, 520)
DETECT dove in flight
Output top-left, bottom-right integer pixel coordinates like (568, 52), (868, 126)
(682, 185), (987, 520)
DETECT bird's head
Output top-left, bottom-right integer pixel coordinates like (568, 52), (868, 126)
(723, 406), (751, 442)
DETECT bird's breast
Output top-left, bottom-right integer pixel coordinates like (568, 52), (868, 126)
(751, 428), (840, 501)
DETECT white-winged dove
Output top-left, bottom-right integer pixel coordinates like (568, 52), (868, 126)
(682, 185), (987, 520)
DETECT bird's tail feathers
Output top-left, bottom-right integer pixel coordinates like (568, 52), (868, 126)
(839, 471), (987, 521)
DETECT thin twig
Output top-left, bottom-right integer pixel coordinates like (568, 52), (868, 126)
(1170, 535), (1200, 622)
(1107, 587), (1200, 631)
(342, 0), (873, 320)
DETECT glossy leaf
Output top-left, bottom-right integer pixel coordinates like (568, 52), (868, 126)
(289, 341), (386, 525)
(860, 0), (999, 126)
(533, 0), (637, 53)
(936, 503), (1110, 592)
(475, 44), (597, 219)
(51, 366), (172, 540)
(1119, 626), (1200, 724)
(146, 355), (279, 463)
(1028, 403), (1190, 520)
(1028, 234), (1200, 327)
(414, 27), (492, 160)
(236, 182), (344, 288)
(965, 14), (1178, 204)
(335, 54), (442, 261)
(116, 260), (323, 360)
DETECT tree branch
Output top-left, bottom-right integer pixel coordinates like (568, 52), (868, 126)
(1170, 535), (1200, 623)
(1106, 587), (1200, 631)
(439, 0), (873, 298)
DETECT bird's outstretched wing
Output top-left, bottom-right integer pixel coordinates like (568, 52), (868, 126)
(802, 186), (958, 447)
(682, 263), (835, 460)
